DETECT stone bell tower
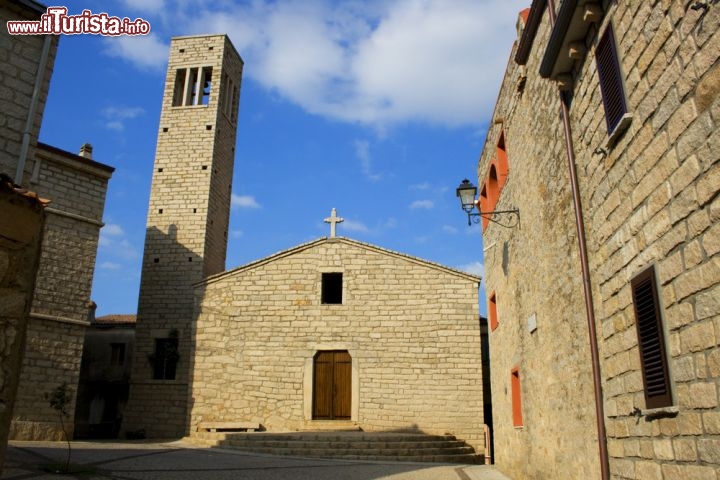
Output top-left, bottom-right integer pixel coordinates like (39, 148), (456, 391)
(123, 34), (243, 438)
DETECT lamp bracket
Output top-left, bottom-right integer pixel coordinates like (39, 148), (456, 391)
(466, 208), (520, 228)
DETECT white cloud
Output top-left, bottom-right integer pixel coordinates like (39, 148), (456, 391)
(383, 217), (398, 229)
(107, 0), (525, 128)
(341, 219), (369, 233)
(230, 230), (244, 239)
(102, 106), (146, 131)
(114, 239), (140, 260)
(231, 194), (261, 209)
(442, 225), (458, 235)
(98, 222), (139, 261)
(458, 261), (484, 278)
(353, 139), (381, 181)
(121, 0), (166, 14)
(102, 33), (168, 71)
(99, 223), (125, 246)
(410, 182), (431, 191)
(410, 199), (434, 210)
(99, 261), (122, 270)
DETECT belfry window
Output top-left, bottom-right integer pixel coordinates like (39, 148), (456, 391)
(172, 66), (213, 107)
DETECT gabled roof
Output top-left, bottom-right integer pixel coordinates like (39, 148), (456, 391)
(197, 236), (481, 287)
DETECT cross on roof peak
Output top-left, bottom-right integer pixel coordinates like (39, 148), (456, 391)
(324, 208), (344, 238)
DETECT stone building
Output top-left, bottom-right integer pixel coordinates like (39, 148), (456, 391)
(2, 1), (114, 442)
(10, 143), (114, 440)
(189, 234), (485, 452)
(0, 0), (58, 184)
(1, 0), (56, 461)
(0, 177), (46, 472)
(475, 1), (719, 479)
(74, 314), (136, 439)
(122, 34), (244, 439)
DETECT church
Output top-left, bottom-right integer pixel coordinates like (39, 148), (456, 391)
(120, 33), (487, 455)
(189, 216), (484, 449)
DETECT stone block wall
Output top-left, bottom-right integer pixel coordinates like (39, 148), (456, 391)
(569, 2), (720, 478)
(124, 35), (243, 439)
(476, 11), (601, 480)
(189, 238), (486, 452)
(477, 1), (720, 479)
(10, 145), (113, 440)
(0, 2), (58, 185)
(9, 318), (85, 440)
(0, 184), (44, 472)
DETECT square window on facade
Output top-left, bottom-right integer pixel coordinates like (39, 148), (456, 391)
(321, 272), (343, 304)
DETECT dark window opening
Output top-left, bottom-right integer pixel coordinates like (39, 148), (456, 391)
(172, 68), (186, 107)
(596, 25), (628, 134)
(200, 67), (212, 105)
(110, 343), (125, 366)
(321, 272), (343, 304)
(152, 337), (178, 380)
(632, 266), (673, 409)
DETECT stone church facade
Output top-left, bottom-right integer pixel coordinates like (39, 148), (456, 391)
(189, 236), (485, 452)
(478, 1), (719, 479)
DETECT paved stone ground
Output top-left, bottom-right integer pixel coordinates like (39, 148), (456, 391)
(2, 441), (512, 480)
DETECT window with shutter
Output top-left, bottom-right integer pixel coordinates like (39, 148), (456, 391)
(511, 367), (523, 427)
(489, 292), (498, 332)
(596, 25), (628, 135)
(631, 266), (673, 409)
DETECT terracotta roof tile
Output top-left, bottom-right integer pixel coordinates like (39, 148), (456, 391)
(0, 173), (50, 206)
(94, 314), (137, 325)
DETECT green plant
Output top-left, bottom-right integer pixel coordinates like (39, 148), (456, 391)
(45, 383), (72, 473)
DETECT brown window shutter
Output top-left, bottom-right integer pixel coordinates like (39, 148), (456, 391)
(596, 26), (627, 133)
(631, 267), (672, 409)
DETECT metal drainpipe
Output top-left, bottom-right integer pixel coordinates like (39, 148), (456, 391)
(546, 1), (610, 479)
(15, 35), (53, 186)
(484, 423), (492, 465)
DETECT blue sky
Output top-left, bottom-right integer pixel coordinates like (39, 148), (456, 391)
(37, 0), (528, 316)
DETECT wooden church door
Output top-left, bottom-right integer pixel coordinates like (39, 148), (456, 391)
(313, 351), (351, 420)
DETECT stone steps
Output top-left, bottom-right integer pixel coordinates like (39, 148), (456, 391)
(189, 431), (481, 464)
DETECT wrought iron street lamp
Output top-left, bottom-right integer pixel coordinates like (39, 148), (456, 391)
(456, 179), (520, 228)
